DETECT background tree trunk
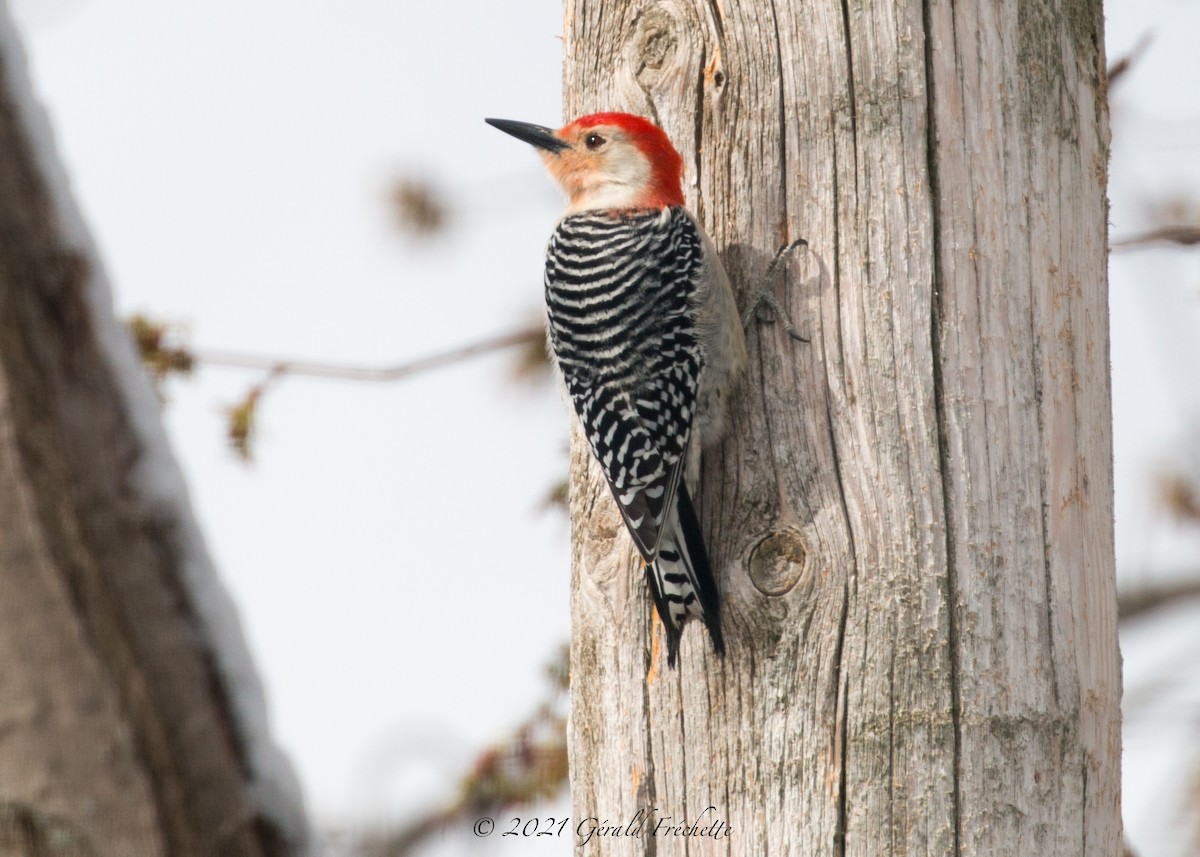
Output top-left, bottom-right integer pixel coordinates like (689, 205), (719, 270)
(564, 0), (1120, 854)
(0, 7), (303, 856)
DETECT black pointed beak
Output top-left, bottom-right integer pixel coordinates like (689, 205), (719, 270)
(485, 118), (571, 154)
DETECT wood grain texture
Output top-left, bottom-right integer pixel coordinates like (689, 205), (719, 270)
(562, 0), (1119, 854)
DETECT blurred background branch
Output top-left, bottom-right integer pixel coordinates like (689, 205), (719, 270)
(353, 647), (569, 857)
(127, 314), (546, 460)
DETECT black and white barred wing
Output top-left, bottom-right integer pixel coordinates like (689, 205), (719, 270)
(544, 209), (704, 560)
(564, 379), (693, 559)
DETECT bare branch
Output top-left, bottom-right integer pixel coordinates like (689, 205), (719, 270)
(1107, 34), (1153, 89)
(1119, 577), (1200, 622)
(196, 325), (545, 382)
(354, 646), (569, 857)
(128, 316), (548, 459)
(203, 324), (546, 460)
(1111, 226), (1200, 251)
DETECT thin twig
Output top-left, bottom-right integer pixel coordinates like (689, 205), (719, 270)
(1111, 226), (1200, 251)
(351, 645), (569, 857)
(1119, 577), (1200, 622)
(359, 807), (461, 857)
(194, 325), (544, 382)
(1107, 33), (1153, 89)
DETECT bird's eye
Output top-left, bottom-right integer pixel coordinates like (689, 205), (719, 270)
(585, 133), (606, 150)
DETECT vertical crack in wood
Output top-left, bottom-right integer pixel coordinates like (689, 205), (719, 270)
(820, 243), (855, 857)
(638, 662), (659, 857)
(693, 41), (707, 217)
(823, 46), (856, 857)
(638, 85), (663, 126)
(744, 0), (793, 501)
(1080, 764), (1089, 855)
(887, 651), (897, 854)
(831, 578), (851, 857)
(673, 671), (691, 843)
(701, 0), (725, 43)
(825, 142), (849, 386)
(838, 0), (860, 193)
(767, 0), (790, 239)
(921, 0), (963, 855)
(823, 6), (858, 853)
(694, 0), (728, 249)
(1027, 189), (1061, 710)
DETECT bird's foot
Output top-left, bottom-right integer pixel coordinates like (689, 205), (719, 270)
(740, 238), (809, 343)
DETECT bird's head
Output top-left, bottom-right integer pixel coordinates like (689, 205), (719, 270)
(486, 112), (685, 213)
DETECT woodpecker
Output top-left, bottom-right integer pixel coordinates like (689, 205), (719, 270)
(487, 112), (758, 667)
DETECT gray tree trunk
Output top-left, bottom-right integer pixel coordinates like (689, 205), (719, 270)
(563, 0), (1120, 854)
(0, 7), (301, 856)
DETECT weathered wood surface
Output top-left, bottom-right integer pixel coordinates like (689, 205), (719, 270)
(563, 0), (1119, 854)
(0, 8), (297, 857)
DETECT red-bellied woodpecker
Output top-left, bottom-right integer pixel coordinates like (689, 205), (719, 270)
(487, 112), (800, 667)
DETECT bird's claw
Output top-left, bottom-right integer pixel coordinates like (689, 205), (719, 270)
(771, 238), (809, 269)
(754, 290), (809, 342)
(741, 237), (810, 343)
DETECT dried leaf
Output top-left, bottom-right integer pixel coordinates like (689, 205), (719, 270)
(126, 314), (194, 390)
(391, 177), (449, 236)
(225, 385), (266, 462)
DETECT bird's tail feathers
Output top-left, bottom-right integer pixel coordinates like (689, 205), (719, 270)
(645, 483), (724, 668)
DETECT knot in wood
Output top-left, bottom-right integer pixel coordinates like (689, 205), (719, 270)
(747, 530), (808, 596)
(635, 10), (677, 71)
